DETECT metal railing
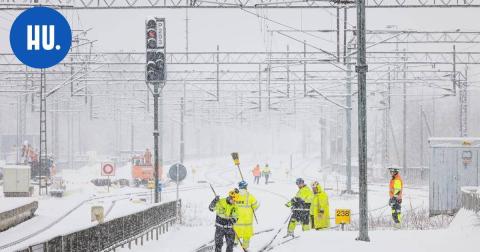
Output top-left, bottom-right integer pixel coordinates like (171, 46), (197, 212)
(461, 187), (480, 213)
(17, 200), (180, 252)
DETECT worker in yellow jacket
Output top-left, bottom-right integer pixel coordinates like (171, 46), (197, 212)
(209, 190), (239, 252)
(285, 178), (313, 237)
(233, 181), (259, 250)
(388, 167), (403, 227)
(310, 181), (330, 229)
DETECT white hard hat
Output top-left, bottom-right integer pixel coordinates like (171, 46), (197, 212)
(23, 140), (28, 145)
(388, 167), (400, 172)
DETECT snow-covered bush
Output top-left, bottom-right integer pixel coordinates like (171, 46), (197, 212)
(347, 207), (453, 231)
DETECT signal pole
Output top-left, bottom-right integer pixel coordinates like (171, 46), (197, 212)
(146, 17), (166, 203)
(356, 0), (370, 242)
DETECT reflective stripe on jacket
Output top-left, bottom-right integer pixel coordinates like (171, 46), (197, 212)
(286, 185), (314, 208)
(234, 189), (258, 238)
(211, 198), (238, 227)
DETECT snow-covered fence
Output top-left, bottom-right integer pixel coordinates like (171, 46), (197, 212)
(334, 163), (428, 185)
(461, 187), (480, 213)
(17, 200), (180, 252)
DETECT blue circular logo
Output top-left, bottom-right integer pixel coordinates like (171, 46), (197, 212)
(10, 7), (72, 69)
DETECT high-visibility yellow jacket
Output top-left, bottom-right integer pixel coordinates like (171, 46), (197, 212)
(234, 189), (258, 238)
(286, 185), (314, 208)
(262, 167), (271, 175)
(310, 184), (330, 229)
(210, 198), (238, 228)
(389, 174), (403, 199)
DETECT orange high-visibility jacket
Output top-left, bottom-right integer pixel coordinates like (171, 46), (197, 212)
(389, 174), (403, 199)
(252, 166), (261, 177)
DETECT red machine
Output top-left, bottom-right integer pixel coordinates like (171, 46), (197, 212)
(131, 156), (153, 186)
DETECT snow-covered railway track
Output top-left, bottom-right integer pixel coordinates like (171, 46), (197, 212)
(0, 184), (210, 251)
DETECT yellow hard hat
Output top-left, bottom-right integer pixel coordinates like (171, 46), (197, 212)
(311, 181), (322, 192)
(228, 188), (240, 202)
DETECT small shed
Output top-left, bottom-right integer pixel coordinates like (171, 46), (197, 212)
(3, 165), (32, 197)
(429, 137), (480, 215)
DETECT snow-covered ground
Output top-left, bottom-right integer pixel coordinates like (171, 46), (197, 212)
(115, 155), (471, 252)
(0, 198), (34, 213)
(1, 155), (478, 252)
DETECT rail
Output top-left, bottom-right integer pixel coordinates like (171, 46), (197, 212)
(16, 200), (180, 252)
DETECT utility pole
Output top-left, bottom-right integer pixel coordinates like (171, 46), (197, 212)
(345, 38), (353, 194)
(54, 96), (59, 159)
(343, 8), (347, 64)
(158, 87), (165, 202)
(216, 45), (220, 101)
(402, 50), (407, 178)
(320, 106), (326, 169)
(267, 56), (271, 110)
(153, 82), (160, 203)
(130, 83), (134, 156)
(39, 69), (48, 195)
(420, 105), (424, 170)
(336, 7), (340, 62)
(185, 9), (189, 62)
(180, 97), (185, 163)
(383, 67), (391, 168)
(258, 64), (262, 112)
(453, 45), (457, 95)
(303, 40), (307, 97)
(287, 45), (290, 98)
(459, 68), (468, 137)
(356, 0), (369, 242)
(16, 94), (20, 164)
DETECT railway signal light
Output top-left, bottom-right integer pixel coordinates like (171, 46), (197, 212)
(145, 17), (166, 83)
(146, 19), (157, 49)
(145, 17), (167, 204)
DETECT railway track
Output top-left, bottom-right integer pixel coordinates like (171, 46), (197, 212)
(0, 184), (210, 251)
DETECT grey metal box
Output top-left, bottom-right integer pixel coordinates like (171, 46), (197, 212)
(2, 165), (31, 195)
(429, 137), (480, 215)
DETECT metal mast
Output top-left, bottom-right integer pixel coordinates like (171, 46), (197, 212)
(356, 0), (370, 242)
(39, 69), (48, 195)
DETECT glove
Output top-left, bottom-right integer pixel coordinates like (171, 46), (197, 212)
(397, 198), (402, 204)
(389, 197), (396, 206)
(291, 197), (303, 204)
(228, 218), (237, 225)
(209, 196), (220, 211)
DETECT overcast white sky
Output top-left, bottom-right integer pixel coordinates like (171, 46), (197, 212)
(1, 8), (480, 53)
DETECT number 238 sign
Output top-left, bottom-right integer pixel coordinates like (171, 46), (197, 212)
(335, 209), (351, 224)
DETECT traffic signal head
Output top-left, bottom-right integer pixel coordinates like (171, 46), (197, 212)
(146, 18), (157, 49)
(146, 51), (165, 82)
(145, 17), (166, 83)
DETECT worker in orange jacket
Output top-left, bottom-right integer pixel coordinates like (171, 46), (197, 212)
(252, 164), (261, 184)
(144, 148), (152, 166)
(388, 167), (403, 227)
